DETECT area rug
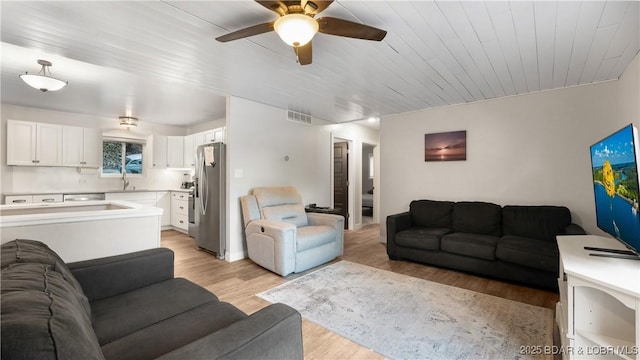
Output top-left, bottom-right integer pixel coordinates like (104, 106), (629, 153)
(258, 261), (552, 360)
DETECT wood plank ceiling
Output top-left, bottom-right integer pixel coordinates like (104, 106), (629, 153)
(1, 1), (638, 126)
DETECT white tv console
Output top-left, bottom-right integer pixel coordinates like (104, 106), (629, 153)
(556, 235), (639, 360)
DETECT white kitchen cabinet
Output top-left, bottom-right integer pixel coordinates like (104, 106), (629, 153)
(170, 191), (189, 232)
(213, 128), (225, 142)
(183, 134), (195, 169)
(156, 191), (171, 227)
(32, 194), (64, 203)
(62, 126), (100, 168)
(4, 195), (33, 205)
(203, 129), (215, 143)
(4, 194), (63, 205)
(152, 135), (168, 168)
(153, 135), (184, 168)
(167, 136), (184, 168)
(7, 120), (63, 166)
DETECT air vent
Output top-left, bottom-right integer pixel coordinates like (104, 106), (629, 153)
(286, 110), (312, 125)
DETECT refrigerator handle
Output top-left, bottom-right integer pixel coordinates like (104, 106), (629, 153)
(199, 151), (208, 215)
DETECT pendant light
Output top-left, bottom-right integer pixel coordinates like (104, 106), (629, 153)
(19, 60), (68, 92)
(119, 116), (138, 128)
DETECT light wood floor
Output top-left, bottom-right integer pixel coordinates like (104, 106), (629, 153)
(162, 224), (559, 359)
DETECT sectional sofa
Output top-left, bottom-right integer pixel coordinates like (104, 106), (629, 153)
(1, 239), (303, 360)
(386, 200), (586, 290)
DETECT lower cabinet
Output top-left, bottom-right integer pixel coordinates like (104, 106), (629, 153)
(171, 192), (188, 232)
(156, 192), (171, 228)
(4, 194), (63, 205)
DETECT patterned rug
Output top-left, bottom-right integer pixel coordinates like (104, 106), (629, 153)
(258, 261), (552, 360)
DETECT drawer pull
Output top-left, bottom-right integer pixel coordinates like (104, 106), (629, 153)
(42, 198), (55, 202)
(12, 199), (27, 203)
(179, 206), (184, 209)
(179, 220), (184, 224)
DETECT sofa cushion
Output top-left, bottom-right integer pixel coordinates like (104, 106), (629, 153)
(452, 202), (502, 236)
(1, 239), (91, 316)
(502, 206), (572, 242)
(394, 227), (450, 251)
(91, 278), (219, 345)
(1, 263), (104, 360)
(441, 233), (500, 261)
(297, 225), (336, 252)
(100, 301), (247, 360)
(496, 235), (559, 273)
(409, 200), (454, 228)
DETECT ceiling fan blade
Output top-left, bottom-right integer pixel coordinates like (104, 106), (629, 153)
(302, 0), (333, 15)
(295, 41), (312, 65)
(317, 17), (387, 41)
(215, 22), (274, 42)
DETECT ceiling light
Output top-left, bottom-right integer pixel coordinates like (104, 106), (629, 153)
(119, 116), (138, 128)
(274, 14), (318, 47)
(19, 60), (68, 92)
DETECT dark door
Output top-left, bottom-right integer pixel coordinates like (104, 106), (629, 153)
(334, 141), (349, 229)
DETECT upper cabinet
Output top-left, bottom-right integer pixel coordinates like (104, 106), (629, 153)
(167, 136), (184, 168)
(183, 134), (195, 169)
(152, 135), (168, 168)
(62, 126), (100, 168)
(152, 135), (184, 168)
(7, 120), (63, 166)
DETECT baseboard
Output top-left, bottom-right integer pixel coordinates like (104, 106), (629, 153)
(226, 249), (247, 262)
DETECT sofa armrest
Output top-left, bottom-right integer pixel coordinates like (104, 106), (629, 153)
(68, 248), (174, 302)
(156, 303), (303, 360)
(307, 213), (345, 256)
(246, 219), (297, 245)
(565, 223), (587, 235)
(245, 219), (297, 275)
(386, 212), (412, 259)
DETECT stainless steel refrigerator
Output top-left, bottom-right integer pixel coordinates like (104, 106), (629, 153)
(192, 142), (225, 259)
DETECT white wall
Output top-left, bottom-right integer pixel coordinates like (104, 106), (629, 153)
(225, 96), (379, 261)
(380, 53), (640, 241)
(1, 104), (192, 193)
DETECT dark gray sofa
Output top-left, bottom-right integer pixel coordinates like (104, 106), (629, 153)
(1, 239), (303, 360)
(386, 200), (586, 291)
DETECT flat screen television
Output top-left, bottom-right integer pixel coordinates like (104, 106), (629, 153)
(589, 124), (640, 258)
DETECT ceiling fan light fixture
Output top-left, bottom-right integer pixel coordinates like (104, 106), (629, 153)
(119, 116), (138, 128)
(19, 60), (68, 92)
(274, 14), (318, 47)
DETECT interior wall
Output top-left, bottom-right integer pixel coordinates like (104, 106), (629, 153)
(225, 96), (380, 261)
(380, 53), (640, 241)
(225, 96), (332, 261)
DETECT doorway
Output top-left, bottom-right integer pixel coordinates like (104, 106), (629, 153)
(361, 143), (375, 226)
(333, 141), (349, 229)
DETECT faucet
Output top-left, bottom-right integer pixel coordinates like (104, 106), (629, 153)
(122, 171), (130, 190)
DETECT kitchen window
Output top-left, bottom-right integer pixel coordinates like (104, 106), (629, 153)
(102, 141), (144, 175)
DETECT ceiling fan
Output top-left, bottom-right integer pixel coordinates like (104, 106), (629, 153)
(215, 1), (387, 65)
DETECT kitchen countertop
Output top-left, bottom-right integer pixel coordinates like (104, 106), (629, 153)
(2, 189), (192, 196)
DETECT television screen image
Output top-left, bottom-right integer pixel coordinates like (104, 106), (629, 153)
(590, 124), (640, 254)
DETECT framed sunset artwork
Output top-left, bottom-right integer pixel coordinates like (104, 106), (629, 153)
(424, 130), (467, 161)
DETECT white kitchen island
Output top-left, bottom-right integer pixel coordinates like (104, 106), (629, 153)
(0, 200), (163, 262)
